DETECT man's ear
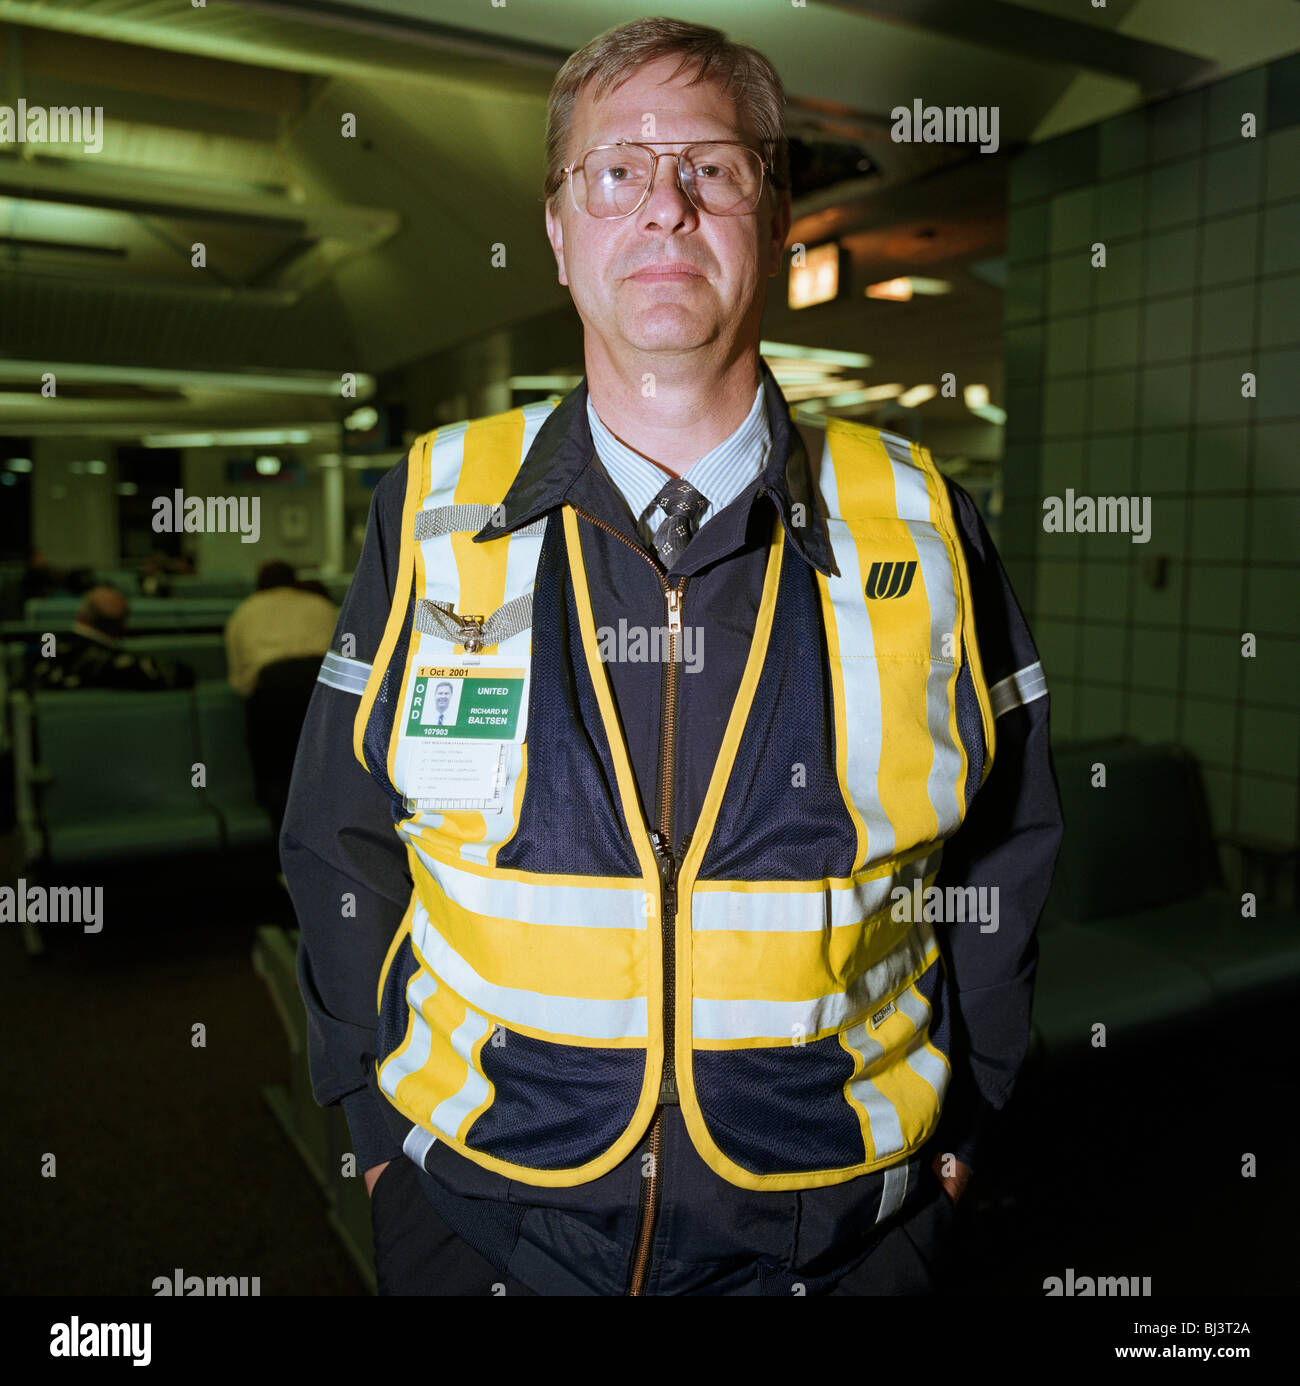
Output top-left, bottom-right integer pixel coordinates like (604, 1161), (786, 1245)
(544, 198), (569, 287)
(767, 191), (792, 278)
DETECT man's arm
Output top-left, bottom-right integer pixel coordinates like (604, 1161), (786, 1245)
(280, 457), (414, 1190)
(930, 479), (1064, 1189)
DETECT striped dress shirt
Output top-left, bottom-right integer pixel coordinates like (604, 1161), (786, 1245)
(585, 379), (772, 551)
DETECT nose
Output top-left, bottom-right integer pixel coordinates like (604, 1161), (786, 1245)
(638, 151), (699, 229)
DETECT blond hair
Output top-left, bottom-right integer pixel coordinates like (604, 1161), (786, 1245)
(543, 16), (789, 205)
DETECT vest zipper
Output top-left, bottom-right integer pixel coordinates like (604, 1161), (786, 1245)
(571, 505), (689, 1298)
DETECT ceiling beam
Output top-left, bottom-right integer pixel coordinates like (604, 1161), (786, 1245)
(229, 0), (569, 70)
(819, 0), (1215, 92)
(0, 156), (398, 240)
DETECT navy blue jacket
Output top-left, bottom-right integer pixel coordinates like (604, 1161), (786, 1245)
(281, 367), (1064, 1293)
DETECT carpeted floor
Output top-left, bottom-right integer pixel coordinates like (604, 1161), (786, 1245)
(0, 827), (364, 1296)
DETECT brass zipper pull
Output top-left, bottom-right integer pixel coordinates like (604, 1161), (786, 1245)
(665, 587), (682, 636)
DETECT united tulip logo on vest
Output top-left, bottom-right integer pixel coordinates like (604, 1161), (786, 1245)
(864, 559), (918, 600)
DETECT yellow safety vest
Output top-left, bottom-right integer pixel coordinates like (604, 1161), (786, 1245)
(354, 399), (996, 1191)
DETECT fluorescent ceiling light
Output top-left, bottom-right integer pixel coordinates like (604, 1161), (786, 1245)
(761, 341), (872, 369)
(781, 379), (866, 402)
(865, 277), (951, 300)
(964, 384), (990, 410)
(255, 456), (281, 475)
(824, 385), (907, 407)
(0, 360), (372, 398)
(899, 384), (938, 408)
(508, 375), (583, 391)
(142, 429), (319, 448)
(969, 403), (1007, 426)
(866, 278), (912, 301)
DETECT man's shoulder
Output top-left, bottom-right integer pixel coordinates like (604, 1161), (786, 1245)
(791, 409), (938, 464)
(404, 396), (566, 467)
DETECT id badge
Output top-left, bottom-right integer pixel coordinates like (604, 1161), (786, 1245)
(399, 657), (529, 813)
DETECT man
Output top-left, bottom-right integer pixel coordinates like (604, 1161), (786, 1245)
(429, 681), (456, 727)
(283, 16), (1062, 1296)
(227, 560), (338, 836)
(224, 560), (338, 699)
(32, 586), (194, 692)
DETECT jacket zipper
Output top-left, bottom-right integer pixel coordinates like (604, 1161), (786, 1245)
(570, 505), (688, 1298)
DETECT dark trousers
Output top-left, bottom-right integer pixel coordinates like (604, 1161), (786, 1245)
(369, 1155), (536, 1296)
(370, 1152), (960, 1297)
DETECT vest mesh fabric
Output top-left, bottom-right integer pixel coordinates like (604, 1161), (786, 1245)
(954, 648), (984, 810)
(699, 544), (858, 881)
(693, 1037), (864, 1174)
(365, 582), (417, 823)
(496, 514), (641, 878)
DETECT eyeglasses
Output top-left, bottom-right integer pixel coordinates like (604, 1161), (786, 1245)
(562, 141), (769, 219)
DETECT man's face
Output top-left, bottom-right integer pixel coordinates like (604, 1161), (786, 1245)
(434, 684), (452, 711)
(545, 56), (790, 363)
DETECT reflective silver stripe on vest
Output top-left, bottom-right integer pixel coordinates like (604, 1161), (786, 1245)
(691, 920), (936, 1041)
(402, 1122), (437, 1166)
(691, 849), (940, 933)
(414, 505), (547, 541)
(892, 981), (952, 1103)
(883, 434), (965, 833)
(380, 969), (439, 1103)
(843, 1017), (906, 1161)
(410, 897), (647, 1040)
(317, 651), (372, 695)
(408, 838), (648, 931)
(414, 592), (533, 646)
(988, 660), (1047, 718)
(876, 1157), (913, 1223)
(810, 434), (895, 861)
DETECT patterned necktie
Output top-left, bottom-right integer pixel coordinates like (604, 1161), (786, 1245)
(650, 476), (708, 568)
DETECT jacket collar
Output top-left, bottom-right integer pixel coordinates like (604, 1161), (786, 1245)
(472, 358), (832, 576)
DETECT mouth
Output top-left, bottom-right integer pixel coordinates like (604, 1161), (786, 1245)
(627, 264), (705, 283)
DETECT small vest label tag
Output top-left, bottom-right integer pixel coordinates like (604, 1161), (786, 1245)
(869, 1000), (896, 1029)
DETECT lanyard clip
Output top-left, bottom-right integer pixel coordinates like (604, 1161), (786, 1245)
(459, 614), (485, 653)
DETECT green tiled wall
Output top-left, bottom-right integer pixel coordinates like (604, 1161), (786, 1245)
(1003, 56), (1299, 848)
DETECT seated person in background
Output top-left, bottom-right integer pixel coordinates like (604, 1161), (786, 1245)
(20, 548), (57, 604)
(32, 586), (196, 692)
(226, 561), (339, 835)
(224, 560), (338, 698)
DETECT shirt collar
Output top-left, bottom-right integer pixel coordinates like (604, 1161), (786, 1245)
(585, 378), (770, 530)
(472, 357), (832, 576)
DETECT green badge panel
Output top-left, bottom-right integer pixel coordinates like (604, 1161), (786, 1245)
(404, 665), (526, 741)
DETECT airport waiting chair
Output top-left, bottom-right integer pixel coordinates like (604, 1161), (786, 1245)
(194, 682), (274, 848)
(121, 634), (227, 682)
(18, 688), (222, 867)
(1030, 738), (1300, 1062)
(253, 924), (376, 1292)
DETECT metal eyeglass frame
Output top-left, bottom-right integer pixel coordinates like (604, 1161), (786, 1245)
(561, 140), (770, 219)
